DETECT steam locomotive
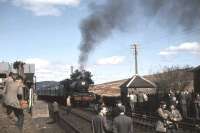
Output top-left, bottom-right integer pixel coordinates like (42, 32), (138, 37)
(37, 70), (95, 106)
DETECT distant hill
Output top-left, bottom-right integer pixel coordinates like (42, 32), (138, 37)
(36, 81), (58, 90)
(89, 66), (194, 96)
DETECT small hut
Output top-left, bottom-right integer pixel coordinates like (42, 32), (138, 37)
(120, 75), (157, 96)
(120, 75), (157, 111)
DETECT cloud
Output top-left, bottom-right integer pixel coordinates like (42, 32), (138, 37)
(2, 0), (80, 16)
(96, 56), (125, 65)
(25, 58), (71, 81)
(159, 42), (200, 57)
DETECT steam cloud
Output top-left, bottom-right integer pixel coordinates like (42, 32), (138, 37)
(79, 0), (200, 68)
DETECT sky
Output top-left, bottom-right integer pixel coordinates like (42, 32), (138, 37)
(0, 0), (200, 83)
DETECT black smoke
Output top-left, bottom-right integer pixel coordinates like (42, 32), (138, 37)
(79, 0), (200, 68)
(140, 0), (200, 30)
(79, 0), (135, 68)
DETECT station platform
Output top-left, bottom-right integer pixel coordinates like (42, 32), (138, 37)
(0, 100), (65, 133)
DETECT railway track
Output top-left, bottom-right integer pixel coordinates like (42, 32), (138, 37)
(59, 107), (200, 133)
(49, 101), (200, 133)
(59, 107), (93, 133)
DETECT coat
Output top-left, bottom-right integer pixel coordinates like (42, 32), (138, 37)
(4, 78), (23, 109)
(52, 101), (59, 112)
(92, 115), (109, 133)
(156, 108), (169, 133)
(113, 114), (133, 133)
(169, 109), (182, 122)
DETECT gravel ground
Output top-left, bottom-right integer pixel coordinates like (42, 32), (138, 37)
(33, 118), (65, 133)
(0, 102), (65, 133)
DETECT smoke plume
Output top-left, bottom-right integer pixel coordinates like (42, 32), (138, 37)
(140, 0), (200, 30)
(79, 0), (200, 68)
(79, 0), (135, 68)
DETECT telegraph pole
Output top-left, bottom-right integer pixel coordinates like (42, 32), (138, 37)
(131, 44), (138, 75)
(70, 66), (74, 75)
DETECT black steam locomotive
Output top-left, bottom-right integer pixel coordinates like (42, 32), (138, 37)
(37, 70), (95, 106)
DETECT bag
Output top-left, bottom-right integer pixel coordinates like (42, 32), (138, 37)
(155, 121), (167, 132)
(20, 100), (28, 109)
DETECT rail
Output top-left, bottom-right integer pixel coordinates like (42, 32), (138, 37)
(59, 115), (82, 133)
(59, 107), (93, 133)
(50, 101), (200, 133)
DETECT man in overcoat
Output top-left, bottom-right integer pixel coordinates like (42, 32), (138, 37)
(113, 105), (133, 133)
(52, 101), (59, 123)
(92, 107), (110, 133)
(4, 74), (24, 129)
(180, 91), (188, 118)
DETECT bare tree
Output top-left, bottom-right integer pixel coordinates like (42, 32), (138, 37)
(153, 66), (193, 94)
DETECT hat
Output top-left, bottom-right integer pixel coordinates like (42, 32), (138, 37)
(119, 105), (125, 113)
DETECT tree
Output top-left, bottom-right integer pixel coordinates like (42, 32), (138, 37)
(13, 61), (25, 77)
(153, 66), (193, 94)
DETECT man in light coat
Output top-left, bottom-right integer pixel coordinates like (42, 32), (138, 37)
(128, 92), (137, 114)
(113, 105), (133, 133)
(180, 91), (187, 118)
(52, 101), (59, 123)
(168, 104), (182, 133)
(4, 74), (24, 129)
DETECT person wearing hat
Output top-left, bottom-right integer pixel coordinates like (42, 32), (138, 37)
(113, 105), (133, 133)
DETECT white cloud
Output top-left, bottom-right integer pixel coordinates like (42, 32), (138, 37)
(159, 42), (200, 57)
(2, 0), (80, 16)
(96, 56), (125, 65)
(159, 51), (176, 56)
(25, 58), (71, 81)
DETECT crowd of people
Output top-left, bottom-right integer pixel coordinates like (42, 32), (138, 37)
(165, 89), (200, 121)
(127, 89), (200, 121)
(156, 101), (182, 133)
(154, 89), (200, 133)
(92, 88), (200, 133)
